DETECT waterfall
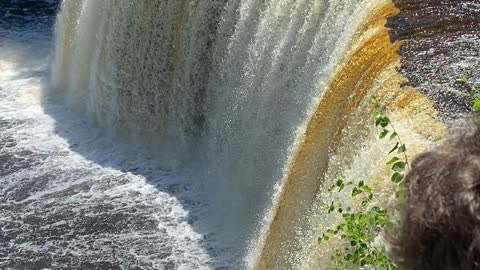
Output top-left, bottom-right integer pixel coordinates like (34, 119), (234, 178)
(51, 0), (444, 269)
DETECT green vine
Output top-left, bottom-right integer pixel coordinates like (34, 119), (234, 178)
(318, 108), (408, 270)
(318, 77), (478, 268)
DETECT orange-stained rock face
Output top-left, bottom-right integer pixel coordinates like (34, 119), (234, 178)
(257, 2), (406, 269)
(257, 0), (480, 268)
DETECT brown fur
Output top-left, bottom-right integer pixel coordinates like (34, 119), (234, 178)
(394, 125), (480, 270)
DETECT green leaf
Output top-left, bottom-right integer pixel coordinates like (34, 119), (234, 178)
(379, 129), (389, 139)
(336, 179), (343, 187)
(397, 144), (406, 154)
(327, 202), (335, 213)
(386, 156), (399, 165)
(376, 116), (390, 128)
(389, 142), (399, 154)
(391, 172), (404, 184)
(362, 186), (372, 193)
(396, 188), (406, 199)
(352, 188), (362, 197)
(358, 214), (367, 225)
(390, 132), (398, 140)
(392, 161), (406, 172)
(473, 99), (480, 111)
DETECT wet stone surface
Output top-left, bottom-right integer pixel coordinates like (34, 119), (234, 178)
(389, 0), (480, 119)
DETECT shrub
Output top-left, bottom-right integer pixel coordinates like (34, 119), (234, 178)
(318, 109), (408, 270)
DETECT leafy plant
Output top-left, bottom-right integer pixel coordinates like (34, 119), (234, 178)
(372, 111), (409, 199)
(318, 109), (408, 270)
(456, 76), (480, 111)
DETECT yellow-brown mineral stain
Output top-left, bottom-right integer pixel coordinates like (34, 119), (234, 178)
(256, 1), (445, 269)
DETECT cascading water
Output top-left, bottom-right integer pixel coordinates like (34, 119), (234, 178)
(51, 0), (395, 268)
(1, 0), (475, 269)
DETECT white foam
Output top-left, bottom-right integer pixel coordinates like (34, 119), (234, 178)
(0, 29), (213, 269)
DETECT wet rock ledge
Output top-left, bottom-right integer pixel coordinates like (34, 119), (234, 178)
(388, 0), (480, 120)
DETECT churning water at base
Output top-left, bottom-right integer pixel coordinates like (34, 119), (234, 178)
(0, 13), (216, 269)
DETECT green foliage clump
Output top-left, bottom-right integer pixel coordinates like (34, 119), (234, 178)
(318, 110), (408, 270)
(456, 76), (480, 111)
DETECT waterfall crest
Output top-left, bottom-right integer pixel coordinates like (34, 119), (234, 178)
(51, 0), (444, 268)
